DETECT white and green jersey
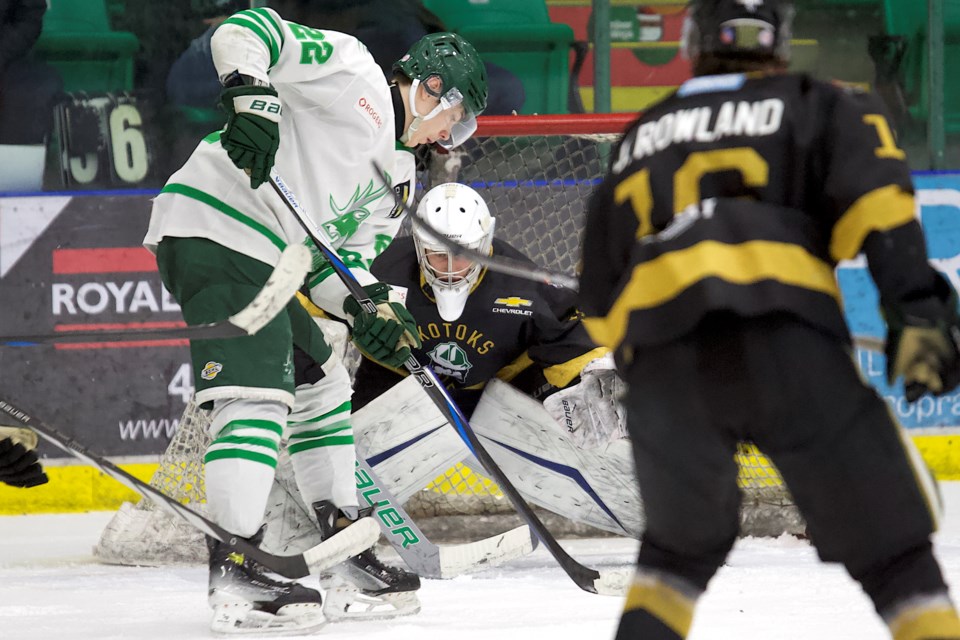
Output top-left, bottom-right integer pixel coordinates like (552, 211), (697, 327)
(144, 7), (415, 316)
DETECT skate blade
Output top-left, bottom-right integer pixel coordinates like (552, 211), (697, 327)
(211, 602), (326, 635)
(323, 587), (420, 622)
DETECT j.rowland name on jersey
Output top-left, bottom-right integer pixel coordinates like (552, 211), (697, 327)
(613, 98), (785, 173)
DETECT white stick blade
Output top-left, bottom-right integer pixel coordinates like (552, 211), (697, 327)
(301, 516), (380, 575)
(593, 567), (632, 596)
(229, 244), (311, 336)
(437, 525), (537, 578)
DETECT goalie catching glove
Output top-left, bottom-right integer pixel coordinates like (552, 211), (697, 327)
(0, 426), (48, 488)
(543, 355), (627, 448)
(344, 283), (422, 368)
(883, 274), (960, 402)
(219, 74), (281, 189)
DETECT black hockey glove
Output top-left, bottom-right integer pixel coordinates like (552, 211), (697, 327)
(219, 83), (281, 189)
(883, 275), (960, 402)
(0, 427), (48, 488)
(343, 283), (421, 369)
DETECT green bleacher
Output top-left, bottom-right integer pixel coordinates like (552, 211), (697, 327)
(882, 0), (960, 133)
(423, 0), (578, 114)
(34, 0), (139, 93)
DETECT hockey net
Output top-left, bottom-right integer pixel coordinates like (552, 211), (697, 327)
(94, 114), (801, 566)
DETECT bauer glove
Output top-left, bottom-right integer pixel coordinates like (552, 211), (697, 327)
(0, 426), (48, 488)
(343, 283), (421, 368)
(883, 274), (960, 402)
(543, 355), (627, 448)
(219, 83), (281, 189)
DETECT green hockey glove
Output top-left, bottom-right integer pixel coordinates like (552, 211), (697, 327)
(219, 84), (281, 189)
(343, 283), (421, 368)
(0, 426), (48, 488)
(883, 276), (960, 402)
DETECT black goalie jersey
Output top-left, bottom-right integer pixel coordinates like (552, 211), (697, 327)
(579, 71), (928, 357)
(352, 236), (603, 416)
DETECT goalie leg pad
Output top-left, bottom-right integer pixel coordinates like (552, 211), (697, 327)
(353, 375), (467, 504)
(472, 379), (643, 537)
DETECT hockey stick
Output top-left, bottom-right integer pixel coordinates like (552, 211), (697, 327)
(1, 244), (313, 346)
(269, 171), (624, 595)
(0, 397), (379, 579)
(355, 454), (536, 579)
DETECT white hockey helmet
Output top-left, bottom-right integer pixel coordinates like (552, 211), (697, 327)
(414, 182), (495, 321)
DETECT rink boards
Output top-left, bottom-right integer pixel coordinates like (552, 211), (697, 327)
(2, 172), (960, 513)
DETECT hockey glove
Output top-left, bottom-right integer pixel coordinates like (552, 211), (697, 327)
(0, 426), (48, 488)
(219, 84), (281, 189)
(343, 283), (421, 368)
(883, 275), (960, 402)
(543, 355), (627, 448)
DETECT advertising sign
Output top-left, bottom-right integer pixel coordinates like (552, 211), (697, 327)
(0, 193), (190, 457)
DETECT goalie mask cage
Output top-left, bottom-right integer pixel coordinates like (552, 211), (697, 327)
(94, 114), (802, 567)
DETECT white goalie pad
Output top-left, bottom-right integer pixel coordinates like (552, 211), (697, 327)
(472, 379), (643, 538)
(352, 376), (469, 504)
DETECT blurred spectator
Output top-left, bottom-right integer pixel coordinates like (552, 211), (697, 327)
(0, 0), (63, 191)
(166, 0), (525, 115)
(165, 0), (248, 109)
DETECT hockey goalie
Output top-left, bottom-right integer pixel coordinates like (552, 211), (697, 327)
(262, 182), (641, 582)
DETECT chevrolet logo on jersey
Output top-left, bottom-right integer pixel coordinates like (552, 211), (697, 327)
(495, 297), (532, 308)
(428, 342), (473, 383)
(494, 296), (533, 317)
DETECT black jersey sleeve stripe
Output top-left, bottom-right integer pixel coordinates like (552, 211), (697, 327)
(582, 239), (839, 350)
(829, 185), (917, 262)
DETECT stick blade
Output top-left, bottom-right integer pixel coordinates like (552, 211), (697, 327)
(300, 516), (380, 575)
(593, 567), (632, 596)
(436, 525), (538, 578)
(229, 243), (311, 336)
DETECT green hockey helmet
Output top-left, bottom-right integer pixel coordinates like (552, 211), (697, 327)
(394, 32), (488, 149)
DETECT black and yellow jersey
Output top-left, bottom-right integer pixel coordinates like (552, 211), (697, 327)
(352, 236), (604, 416)
(579, 71), (937, 356)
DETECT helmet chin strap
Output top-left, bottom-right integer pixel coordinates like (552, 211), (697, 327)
(401, 78), (447, 144)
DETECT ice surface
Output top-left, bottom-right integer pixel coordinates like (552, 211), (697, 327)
(4, 483), (960, 639)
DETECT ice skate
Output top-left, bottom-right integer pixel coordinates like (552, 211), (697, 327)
(206, 529), (326, 635)
(314, 501), (421, 621)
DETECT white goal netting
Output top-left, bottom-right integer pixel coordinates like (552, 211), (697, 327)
(94, 114), (803, 566)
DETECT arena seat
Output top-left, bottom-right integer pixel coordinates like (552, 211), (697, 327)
(882, 0), (960, 132)
(423, 0), (578, 114)
(34, 0), (140, 93)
